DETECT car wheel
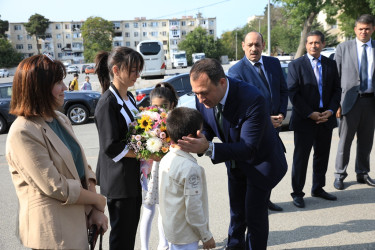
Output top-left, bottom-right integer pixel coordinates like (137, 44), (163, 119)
(0, 116), (7, 134)
(67, 104), (89, 125)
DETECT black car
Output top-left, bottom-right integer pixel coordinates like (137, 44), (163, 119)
(0, 82), (16, 133)
(135, 73), (192, 107)
(62, 90), (101, 125)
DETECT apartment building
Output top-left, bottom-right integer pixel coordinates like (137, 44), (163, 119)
(6, 13), (216, 63)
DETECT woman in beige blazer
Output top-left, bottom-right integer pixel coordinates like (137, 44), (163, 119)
(6, 54), (108, 249)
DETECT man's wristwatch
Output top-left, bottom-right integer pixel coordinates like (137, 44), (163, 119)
(204, 141), (213, 157)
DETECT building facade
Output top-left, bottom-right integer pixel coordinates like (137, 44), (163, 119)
(6, 13), (216, 64)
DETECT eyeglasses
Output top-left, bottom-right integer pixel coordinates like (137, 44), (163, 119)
(43, 53), (54, 62)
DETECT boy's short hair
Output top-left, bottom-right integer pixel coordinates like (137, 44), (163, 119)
(74, 73), (79, 77)
(167, 107), (203, 143)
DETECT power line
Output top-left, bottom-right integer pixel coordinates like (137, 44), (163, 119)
(153, 0), (230, 19)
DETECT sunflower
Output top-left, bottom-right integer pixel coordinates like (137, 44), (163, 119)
(138, 115), (152, 131)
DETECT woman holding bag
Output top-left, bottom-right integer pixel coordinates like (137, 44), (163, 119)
(6, 54), (108, 250)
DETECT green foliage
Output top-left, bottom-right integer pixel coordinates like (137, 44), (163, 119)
(0, 19), (9, 38)
(24, 14), (50, 54)
(81, 16), (113, 63)
(177, 27), (225, 64)
(0, 38), (23, 67)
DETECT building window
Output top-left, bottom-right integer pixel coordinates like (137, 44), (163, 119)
(134, 22), (138, 28)
(44, 43), (50, 49)
(150, 22), (158, 27)
(150, 31), (158, 37)
(126, 41), (130, 47)
(163, 40), (167, 45)
(73, 33), (80, 38)
(58, 53), (63, 58)
(114, 32), (122, 37)
(209, 20), (215, 26)
(170, 21), (179, 26)
(28, 44), (32, 50)
(162, 22), (167, 27)
(17, 35), (23, 40)
(27, 35), (32, 40)
(57, 43), (62, 48)
(113, 22), (121, 29)
(65, 24), (70, 29)
(171, 40), (178, 45)
(200, 20), (206, 25)
(181, 21), (186, 26)
(114, 41), (122, 47)
(56, 24), (61, 29)
(182, 30), (186, 36)
(142, 22), (147, 27)
(161, 31), (167, 36)
(125, 23), (130, 28)
(189, 21), (195, 26)
(72, 43), (82, 49)
(45, 33), (52, 39)
(209, 30), (214, 35)
(134, 32), (139, 37)
(14, 25), (21, 30)
(66, 34), (71, 39)
(172, 30), (178, 36)
(125, 32), (130, 37)
(16, 44), (23, 49)
(142, 32), (147, 37)
(56, 34), (61, 39)
(134, 41), (139, 47)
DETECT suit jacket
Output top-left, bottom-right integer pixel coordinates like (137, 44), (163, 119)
(196, 77), (287, 190)
(6, 111), (96, 250)
(335, 39), (375, 115)
(228, 55), (289, 116)
(95, 84), (141, 199)
(287, 54), (341, 131)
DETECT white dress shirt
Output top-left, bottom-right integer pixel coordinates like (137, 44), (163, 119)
(356, 38), (374, 93)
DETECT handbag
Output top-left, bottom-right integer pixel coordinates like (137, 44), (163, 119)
(88, 224), (103, 250)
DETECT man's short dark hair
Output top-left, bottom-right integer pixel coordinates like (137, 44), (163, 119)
(355, 14), (375, 26)
(306, 30), (325, 43)
(74, 73), (79, 77)
(190, 58), (226, 86)
(166, 107), (203, 143)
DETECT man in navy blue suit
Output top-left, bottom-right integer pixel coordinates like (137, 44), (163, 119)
(287, 30), (341, 208)
(178, 58), (287, 250)
(228, 31), (289, 212)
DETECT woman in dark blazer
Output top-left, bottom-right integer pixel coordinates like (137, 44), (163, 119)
(94, 47), (144, 249)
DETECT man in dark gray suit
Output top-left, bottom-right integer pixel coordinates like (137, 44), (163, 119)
(334, 14), (375, 190)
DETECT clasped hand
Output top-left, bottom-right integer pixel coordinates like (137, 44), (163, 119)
(310, 111), (332, 124)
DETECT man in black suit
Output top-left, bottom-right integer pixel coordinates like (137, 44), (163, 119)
(228, 31), (289, 211)
(178, 58), (287, 250)
(287, 30), (341, 208)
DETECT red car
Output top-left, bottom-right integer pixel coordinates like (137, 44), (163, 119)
(85, 66), (95, 75)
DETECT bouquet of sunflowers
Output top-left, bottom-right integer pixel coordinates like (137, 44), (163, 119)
(127, 106), (170, 189)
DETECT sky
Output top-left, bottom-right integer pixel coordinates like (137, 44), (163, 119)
(0, 0), (269, 36)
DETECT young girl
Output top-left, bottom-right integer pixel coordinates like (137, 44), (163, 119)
(140, 82), (179, 250)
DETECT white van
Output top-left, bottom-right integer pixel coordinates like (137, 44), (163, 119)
(137, 40), (166, 79)
(192, 53), (205, 64)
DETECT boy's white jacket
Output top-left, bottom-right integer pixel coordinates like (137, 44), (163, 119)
(159, 146), (212, 244)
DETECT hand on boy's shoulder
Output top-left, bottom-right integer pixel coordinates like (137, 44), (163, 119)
(203, 237), (216, 249)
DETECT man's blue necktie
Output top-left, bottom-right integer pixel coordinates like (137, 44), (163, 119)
(360, 44), (368, 92)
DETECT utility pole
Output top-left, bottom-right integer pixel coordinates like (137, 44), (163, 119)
(267, 0), (271, 56)
(235, 30), (238, 61)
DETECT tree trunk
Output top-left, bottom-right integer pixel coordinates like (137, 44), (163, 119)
(36, 36), (40, 55)
(294, 12), (317, 59)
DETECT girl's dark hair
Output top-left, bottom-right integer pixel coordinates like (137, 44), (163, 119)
(10, 54), (66, 118)
(95, 47), (144, 93)
(149, 82), (179, 109)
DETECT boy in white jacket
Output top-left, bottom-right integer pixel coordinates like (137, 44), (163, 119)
(159, 107), (215, 250)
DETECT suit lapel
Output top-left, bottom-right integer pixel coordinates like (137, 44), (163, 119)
(37, 116), (80, 181)
(262, 57), (273, 90)
(372, 40), (375, 89)
(351, 40), (360, 77)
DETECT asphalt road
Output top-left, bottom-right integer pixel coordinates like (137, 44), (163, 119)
(1, 64), (375, 249)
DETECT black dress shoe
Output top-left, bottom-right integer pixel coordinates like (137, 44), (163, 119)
(334, 178), (344, 190)
(293, 197), (305, 208)
(357, 175), (375, 187)
(312, 190), (337, 201)
(225, 247), (245, 250)
(268, 201), (283, 211)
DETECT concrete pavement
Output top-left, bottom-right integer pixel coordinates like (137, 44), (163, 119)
(1, 122), (374, 249)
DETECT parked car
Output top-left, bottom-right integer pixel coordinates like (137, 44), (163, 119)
(81, 64), (91, 73)
(321, 47), (336, 59)
(85, 66), (95, 75)
(0, 82), (16, 133)
(0, 69), (10, 78)
(135, 73), (192, 107)
(176, 62), (293, 128)
(61, 90), (101, 125)
(66, 65), (80, 74)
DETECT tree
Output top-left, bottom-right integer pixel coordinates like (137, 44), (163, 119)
(177, 27), (225, 64)
(24, 13), (50, 55)
(274, 0), (340, 58)
(81, 16), (113, 63)
(0, 38), (23, 67)
(0, 19), (9, 38)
